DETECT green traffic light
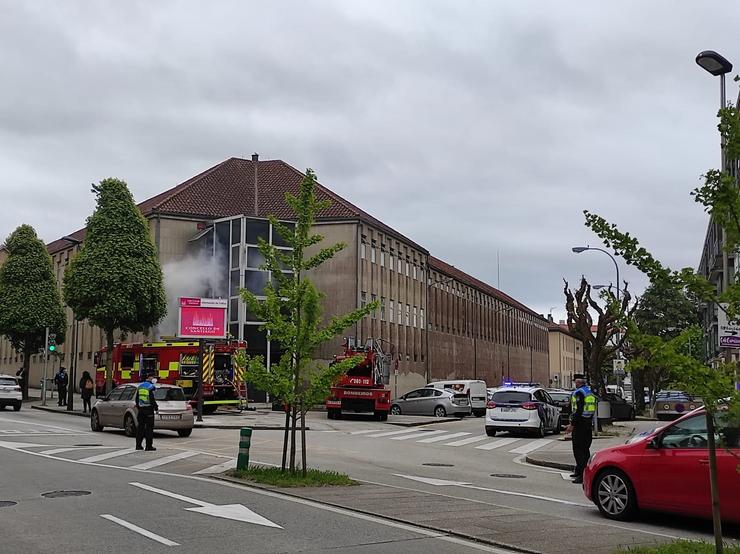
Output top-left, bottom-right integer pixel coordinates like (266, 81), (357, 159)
(49, 345), (56, 352)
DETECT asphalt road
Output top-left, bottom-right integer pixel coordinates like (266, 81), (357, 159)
(0, 410), (510, 554)
(1, 408), (736, 553)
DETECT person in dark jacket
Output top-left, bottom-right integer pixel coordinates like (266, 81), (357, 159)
(135, 373), (159, 451)
(54, 367), (68, 406)
(566, 376), (596, 484)
(79, 371), (94, 414)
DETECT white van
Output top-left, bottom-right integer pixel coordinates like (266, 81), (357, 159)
(426, 380), (487, 416)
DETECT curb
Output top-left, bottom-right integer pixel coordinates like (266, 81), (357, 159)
(524, 455), (575, 472)
(210, 474), (537, 554)
(31, 405), (89, 418)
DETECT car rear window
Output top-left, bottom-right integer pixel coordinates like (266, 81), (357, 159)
(0, 377), (17, 386)
(492, 391), (531, 403)
(154, 388), (185, 401)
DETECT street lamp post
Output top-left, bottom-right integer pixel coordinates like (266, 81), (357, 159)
(61, 236), (82, 411)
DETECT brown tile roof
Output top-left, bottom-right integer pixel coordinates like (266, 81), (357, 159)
(547, 321), (578, 338)
(49, 157), (424, 254)
(428, 255), (546, 321)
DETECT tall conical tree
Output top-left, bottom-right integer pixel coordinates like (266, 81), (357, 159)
(0, 225), (67, 399)
(64, 178), (166, 393)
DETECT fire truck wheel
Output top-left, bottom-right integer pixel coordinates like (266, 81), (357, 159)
(390, 405), (402, 416)
(177, 429), (193, 437)
(124, 414), (137, 437)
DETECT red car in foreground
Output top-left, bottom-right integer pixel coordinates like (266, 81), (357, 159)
(584, 407), (739, 523)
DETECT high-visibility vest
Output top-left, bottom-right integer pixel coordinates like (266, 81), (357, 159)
(571, 385), (596, 418)
(137, 382), (155, 407)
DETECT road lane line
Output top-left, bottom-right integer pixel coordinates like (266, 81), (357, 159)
(130, 482), (209, 506)
(508, 439), (553, 455)
(349, 429), (381, 435)
(367, 429), (425, 438)
(192, 457), (236, 475)
(390, 429), (448, 441)
(475, 438), (519, 450)
(39, 446), (115, 456)
(129, 451), (199, 470)
(444, 435), (489, 446)
(416, 432), (470, 443)
(0, 432), (88, 437)
(100, 515), (179, 546)
(78, 448), (136, 463)
(0, 418), (87, 432)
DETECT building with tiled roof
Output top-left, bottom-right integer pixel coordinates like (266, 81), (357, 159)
(1, 155), (550, 397)
(547, 318), (583, 388)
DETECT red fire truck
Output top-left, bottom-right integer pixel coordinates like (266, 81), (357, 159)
(325, 338), (393, 421)
(94, 339), (247, 414)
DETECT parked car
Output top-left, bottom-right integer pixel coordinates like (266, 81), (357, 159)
(485, 386), (561, 437)
(90, 383), (194, 437)
(604, 392), (636, 421)
(545, 388), (572, 428)
(584, 406), (740, 523)
(426, 380), (487, 417)
(390, 387), (471, 417)
(0, 374), (22, 411)
(652, 390), (702, 421)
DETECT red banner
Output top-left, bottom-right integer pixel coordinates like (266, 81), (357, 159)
(178, 297), (227, 339)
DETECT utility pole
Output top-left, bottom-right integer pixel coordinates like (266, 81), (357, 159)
(41, 326), (49, 406)
(196, 339), (204, 422)
(67, 318), (78, 411)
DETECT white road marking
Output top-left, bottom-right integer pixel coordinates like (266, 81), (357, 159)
(0, 418), (87, 432)
(349, 429), (381, 435)
(444, 435), (489, 447)
(390, 429), (448, 441)
(508, 439), (553, 455)
(475, 438), (519, 450)
(416, 432), (470, 443)
(129, 482), (282, 528)
(0, 432), (88, 437)
(192, 457), (236, 475)
(367, 429), (426, 438)
(78, 448), (136, 463)
(561, 472), (574, 480)
(100, 514), (179, 546)
(129, 451), (199, 470)
(39, 446), (115, 456)
(0, 440), (50, 449)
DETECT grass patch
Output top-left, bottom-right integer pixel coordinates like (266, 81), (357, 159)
(227, 465), (357, 487)
(615, 540), (740, 553)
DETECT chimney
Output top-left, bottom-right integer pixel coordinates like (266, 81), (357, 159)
(252, 153), (259, 216)
(547, 314), (554, 323)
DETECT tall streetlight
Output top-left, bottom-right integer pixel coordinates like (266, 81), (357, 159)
(572, 247), (620, 302)
(61, 236), (82, 411)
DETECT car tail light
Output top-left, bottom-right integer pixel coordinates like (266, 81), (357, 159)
(521, 402), (538, 410)
(13, 386), (21, 392)
(486, 401), (496, 409)
(186, 403), (193, 411)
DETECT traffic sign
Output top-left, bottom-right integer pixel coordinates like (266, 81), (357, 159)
(612, 358), (625, 376)
(718, 303), (740, 348)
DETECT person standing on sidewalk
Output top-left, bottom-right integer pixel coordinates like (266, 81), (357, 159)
(79, 371), (94, 414)
(54, 367), (68, 407)
(566, 376), (596, 484)
(135, 373), (159, 451)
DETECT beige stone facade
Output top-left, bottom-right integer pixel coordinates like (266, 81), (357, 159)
(547, 322), (584, 389)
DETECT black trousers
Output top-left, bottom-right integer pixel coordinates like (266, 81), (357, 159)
(572, 419), (593, 477)
(57, 385), (67, 405)
(82, 395), (92, 413)
(136, 407), (155, 449)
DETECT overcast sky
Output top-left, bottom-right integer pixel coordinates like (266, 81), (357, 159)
(2, 1), (738, 321)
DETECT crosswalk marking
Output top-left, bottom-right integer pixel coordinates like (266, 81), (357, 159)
(349, 429), (381, 435)
(390, 430), (448, 441)
(78, 448), (136, 463)
(508, 439), (553, 455)
(192, 457), (236, 475)
(129, 451), (199, 470)
(561, 472), (574, 480)
(367, 429), (428, 438)
(416, 432), (470, 444)
(39, 446), (114, 456)
(475, 437), (519, 450)
(444, 435), (489, 447)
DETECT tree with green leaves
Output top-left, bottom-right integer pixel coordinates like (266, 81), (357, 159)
(63, 178), (167, 393)
(241, 169), (377, 475)
(0, 225), (67, 399)
(583, 101), (740, 552)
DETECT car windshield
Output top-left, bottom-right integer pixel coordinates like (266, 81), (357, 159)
(548, 392), (570, 402)
(0, 377), (17, 386)
(492, 391), (531, 403)
(154, 387), (185, 401)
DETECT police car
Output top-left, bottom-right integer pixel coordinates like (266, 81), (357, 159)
(485, 384), (562, 437)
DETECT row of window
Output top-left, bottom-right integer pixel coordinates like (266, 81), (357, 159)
(361, 240), (424, 281)
(361, 292), (425, 328)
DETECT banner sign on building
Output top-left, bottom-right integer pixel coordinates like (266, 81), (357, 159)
(178, 297), (228, 339)
(717, 303), (740, 348)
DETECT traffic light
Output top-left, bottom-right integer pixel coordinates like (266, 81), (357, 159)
(48, 333), (57, 353)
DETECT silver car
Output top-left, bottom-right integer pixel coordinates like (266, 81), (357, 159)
(90, 384), (194, 437)
(390, 387), (471, 417)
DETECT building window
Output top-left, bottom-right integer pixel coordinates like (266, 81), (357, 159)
(361, 291), (367, 309)
(413, 306), (417, 327)
(389, 252), (395, 271)
(371, 294), (377, 318)
(413, 265), (417, 280)
(420, 308), (425, 329)
(360, 242), (366, 259)
(398, 303), (403, 324)
(406, 260), (410, 277)
(380, 250), (385, 267)
(405, 304), (410, 326)
(381, 297), (386, 321)
(371, 241), (377, 264)
(389, 300), (394, 323)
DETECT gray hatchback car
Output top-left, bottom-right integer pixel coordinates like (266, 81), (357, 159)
(390, 387), (471, 417)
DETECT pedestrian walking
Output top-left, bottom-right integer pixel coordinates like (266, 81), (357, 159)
(79, 371), (94, 414)
(566, 375), (596, 484)
(54, 367), (68, 407)
(135, 373), (159, 451)
(15, 367), (26, 398)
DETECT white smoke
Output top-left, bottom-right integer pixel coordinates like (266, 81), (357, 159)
(159, 250), (226, 338)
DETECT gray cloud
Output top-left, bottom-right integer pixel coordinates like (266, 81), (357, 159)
(1, 0), (736, 323)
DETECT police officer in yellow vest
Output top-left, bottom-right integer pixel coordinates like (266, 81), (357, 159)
(565, 376), (596, 484)
(135, 373), (159, 451)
